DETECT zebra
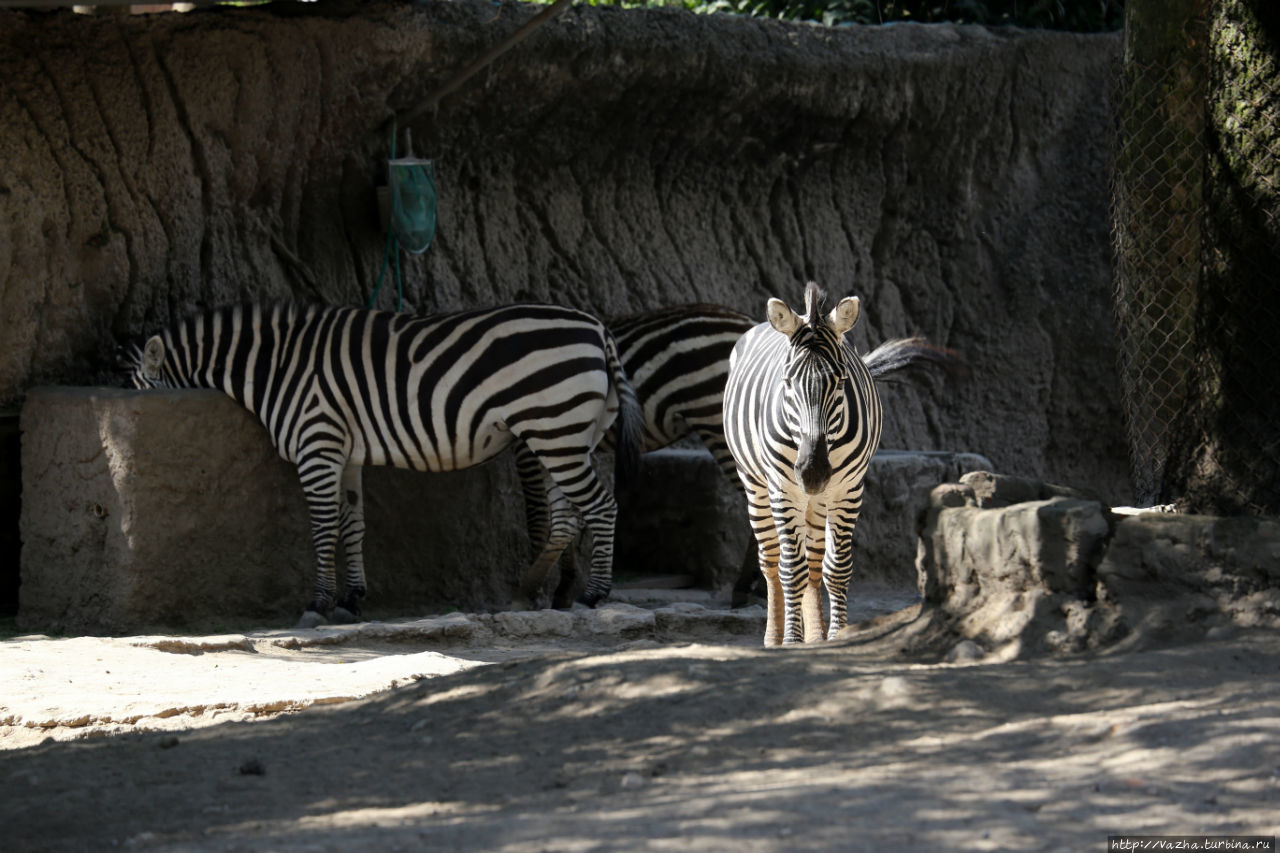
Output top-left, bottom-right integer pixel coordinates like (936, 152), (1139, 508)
(724, 281), (885, 646)
(514, 302), (957, 610)
(512, 304), (756, 606)
(127, 301), (643, 626)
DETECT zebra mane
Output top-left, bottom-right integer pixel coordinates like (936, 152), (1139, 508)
(803, 282), (828, 329)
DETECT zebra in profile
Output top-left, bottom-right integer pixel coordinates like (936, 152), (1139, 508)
(724, 282), (884, 645)
(512, 304), (756, 606)
(128, 301), (643, 626)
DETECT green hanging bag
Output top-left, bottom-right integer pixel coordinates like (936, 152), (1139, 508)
(387, 154), (437, 255)
(372, 127), (437, 312)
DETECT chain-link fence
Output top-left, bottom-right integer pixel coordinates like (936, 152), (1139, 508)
(1112, 0), (1280, 514)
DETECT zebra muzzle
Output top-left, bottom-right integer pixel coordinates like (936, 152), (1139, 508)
(795, 430), (832, 495)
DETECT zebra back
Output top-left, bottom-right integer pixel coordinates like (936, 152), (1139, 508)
(608, 304), (755, 459)
(130, 302), (634, 474)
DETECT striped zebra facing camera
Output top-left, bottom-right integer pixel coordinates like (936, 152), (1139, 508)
(725, 281), (886, 646)
(126, 301), (643, 627)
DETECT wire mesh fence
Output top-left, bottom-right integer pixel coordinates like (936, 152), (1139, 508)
(1111, 0), (1280, 514)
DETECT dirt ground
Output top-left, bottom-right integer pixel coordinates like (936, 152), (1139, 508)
(2, 586), (1279, 852)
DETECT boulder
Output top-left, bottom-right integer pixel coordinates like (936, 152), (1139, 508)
(1096, 511), (1280, 638)
(900, 473), (1280, 658)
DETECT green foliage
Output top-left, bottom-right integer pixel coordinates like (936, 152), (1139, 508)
(570, 0), (1124, 31)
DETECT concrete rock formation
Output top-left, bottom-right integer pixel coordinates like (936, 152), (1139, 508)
(895, 473), (1280, 658)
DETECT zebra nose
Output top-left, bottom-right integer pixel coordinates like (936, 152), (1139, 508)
(795, 432), (832, 495)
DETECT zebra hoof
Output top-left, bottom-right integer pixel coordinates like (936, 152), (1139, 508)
(331, 607), (361, 625)
(296, 610), (328, 629)
(576, 591), (607, 608)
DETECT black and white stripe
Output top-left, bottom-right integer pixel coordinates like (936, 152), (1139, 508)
(512, 304), (756, 606)
(129, 302), (642, 624)
(724, 282), (883, 645)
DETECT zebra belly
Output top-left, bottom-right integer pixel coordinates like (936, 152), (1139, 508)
(349, 420), (516, 472)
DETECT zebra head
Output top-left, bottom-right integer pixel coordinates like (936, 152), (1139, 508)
(127, 334), (173, 389)
(767, 282), (861, 496)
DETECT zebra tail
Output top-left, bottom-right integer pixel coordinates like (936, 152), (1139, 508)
(605, 332), (645, 490)
(861, 336), (967, 383)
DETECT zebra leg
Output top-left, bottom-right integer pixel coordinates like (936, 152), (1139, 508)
(569, 482), (615, 607)
(557, 474), (617, 608)
(296, 454), (347, 629)
(822, 508), (860, 640)
(802, 502), (829, 643)
(512, 441), (586, 610)
(332, 464), (367, 624)
(513, 483), (582, 610)
(514, 441), (551, 563)
(517, 436), (619, 608)
(769, 494), (809, 645)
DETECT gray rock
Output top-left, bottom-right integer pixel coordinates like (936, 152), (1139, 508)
(491, 610), (576, 639)
(944, 640), (986, 664)
(576, 603), (656, 639)
(911, 475), (1280, 657)
(1097, 512), (1280, 636)
(654, 605), (765, 641)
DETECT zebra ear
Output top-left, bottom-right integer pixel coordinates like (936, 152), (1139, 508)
(142, 335), (166, 377)
(767, 298), (801, 337)
(827, 297), (860, 336)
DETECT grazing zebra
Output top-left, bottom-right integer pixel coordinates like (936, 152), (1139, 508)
(724, 282), (884, 646)
(128, 301), (643, 626)
(512, 304), (757, 606)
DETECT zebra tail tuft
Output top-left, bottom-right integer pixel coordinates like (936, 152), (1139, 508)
(861, 336), (967, 383)
(605, 332), (645, 490)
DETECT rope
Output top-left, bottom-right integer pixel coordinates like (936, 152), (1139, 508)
(369, 122), (404, 313)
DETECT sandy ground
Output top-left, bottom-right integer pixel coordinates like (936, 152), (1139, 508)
(2, 587), (1279, 852)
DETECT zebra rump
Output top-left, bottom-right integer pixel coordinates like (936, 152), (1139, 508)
(517, 303), (757, 606)
(127, 301), (643, 624)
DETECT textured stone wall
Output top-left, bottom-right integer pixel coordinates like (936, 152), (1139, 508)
(0, 0), (1127, 500)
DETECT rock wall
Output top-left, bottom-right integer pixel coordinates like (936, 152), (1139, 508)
(893, 472), (1280, 660)
(0, 0), (1128, 500)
